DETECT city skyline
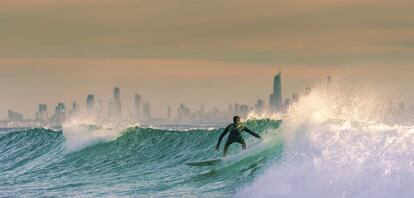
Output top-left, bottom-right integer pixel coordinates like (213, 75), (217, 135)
(2, 69), (413, 128)
(2, 70), (294, 123)
(1, 63), (413, 120)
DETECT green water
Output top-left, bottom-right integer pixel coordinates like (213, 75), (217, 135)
(0, 119), (283, 197)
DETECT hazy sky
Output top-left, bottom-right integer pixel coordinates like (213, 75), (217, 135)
(0, 0), (413, 118)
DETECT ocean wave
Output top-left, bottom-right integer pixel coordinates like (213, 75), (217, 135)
(237, 84), (414, 198)
(0, 119), (282, 197)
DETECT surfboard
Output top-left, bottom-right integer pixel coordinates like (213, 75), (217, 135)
(186, 158), (222, 166)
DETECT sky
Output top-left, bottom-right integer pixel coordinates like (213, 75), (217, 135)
(0, 0), (413, 119)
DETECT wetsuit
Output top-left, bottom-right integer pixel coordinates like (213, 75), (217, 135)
(216, 123), (261, 149)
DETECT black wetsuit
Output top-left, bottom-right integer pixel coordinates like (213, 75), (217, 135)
(216, 123), (261, 148)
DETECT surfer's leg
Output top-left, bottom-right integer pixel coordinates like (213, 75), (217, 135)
(233, 137), (246, 150)
(223, 140), (234, 157)
(223, 144), (229, 157)
(236, 138), (246, 150)
(241, 139), (246, 150)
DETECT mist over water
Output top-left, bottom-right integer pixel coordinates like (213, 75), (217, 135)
(238, 83), (414, 198)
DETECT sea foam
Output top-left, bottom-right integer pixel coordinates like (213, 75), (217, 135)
(62, 114), (133, 152)
(237, 83), (414, 198)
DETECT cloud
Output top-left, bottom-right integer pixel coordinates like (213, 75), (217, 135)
(0, 0), (413, 65)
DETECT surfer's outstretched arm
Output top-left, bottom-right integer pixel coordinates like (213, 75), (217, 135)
(216, 125), (230, 149)
(243, 127), (261, 139)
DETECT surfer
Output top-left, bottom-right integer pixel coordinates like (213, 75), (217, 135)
(216, 116), (261, 157)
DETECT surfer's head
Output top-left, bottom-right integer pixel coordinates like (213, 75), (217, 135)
(233, 116), (241, 124)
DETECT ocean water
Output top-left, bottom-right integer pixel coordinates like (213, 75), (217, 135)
(0, 119), (283, 197)
(1, 85), (413, 197)
(237, 86), (414, 198)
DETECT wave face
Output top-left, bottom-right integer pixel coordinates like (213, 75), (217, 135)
(0, 119), (282, 197)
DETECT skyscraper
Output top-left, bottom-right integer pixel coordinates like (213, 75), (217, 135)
(72, 102), (78, 111)
(240, 104), (249, 119)
(70, 102), (78, 117)
(255, 99), (265, 114)
(284, 98), (291, 112)
(327, 75), (333, 89)
(86, 94), (95, 110)
(269, 72), (282, 112)
(8, 110), (23, 122)
(36, 104), (48, 122)
(234, 103), (240, 116)
(167, 106), (172, 121)
(143, 102), (151, 121)
(177, 104), (190, 121)
(109, 87), (122, 118)
(114, 87), (120, 101)
(54, 103), (65, 123)
(134, 94), (142, 119)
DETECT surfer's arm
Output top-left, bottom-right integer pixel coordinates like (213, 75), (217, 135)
(244, 127), (261, 139)
(216, 126), (230, 147)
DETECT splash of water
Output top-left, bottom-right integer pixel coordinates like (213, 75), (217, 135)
(237, 83), (414, 198)
(62, 112), (135, 152)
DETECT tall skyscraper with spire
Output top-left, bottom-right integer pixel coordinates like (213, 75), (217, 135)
(269, 72), (282, 112)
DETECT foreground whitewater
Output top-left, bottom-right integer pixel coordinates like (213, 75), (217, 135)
(237, 85), (414, 198)
(1, 84), (414, 197)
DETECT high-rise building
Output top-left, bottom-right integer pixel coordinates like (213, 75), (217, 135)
(113, 87), (120, 101)
(86, 94), (95, 110)
(36, 104), (48, 121)
(143, 102), (151, 121)
(70, 102), (78, 117)
(234, 103), (240, 116)
(269, 72), (282, 112)
(255, 99), (265, 114)
(284, 98), (291, 112)
(54, 103), (65, 123)
(327, 75), (333, 89)
(134, 94), (142, 119)
(177, 104), (190, 121)
(168, 106), (172, 121)
(109, 87), (122, 118)
(8, 110), (23, 122)
(72, 102), (78, 111)
(240, 105), (249, 119)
